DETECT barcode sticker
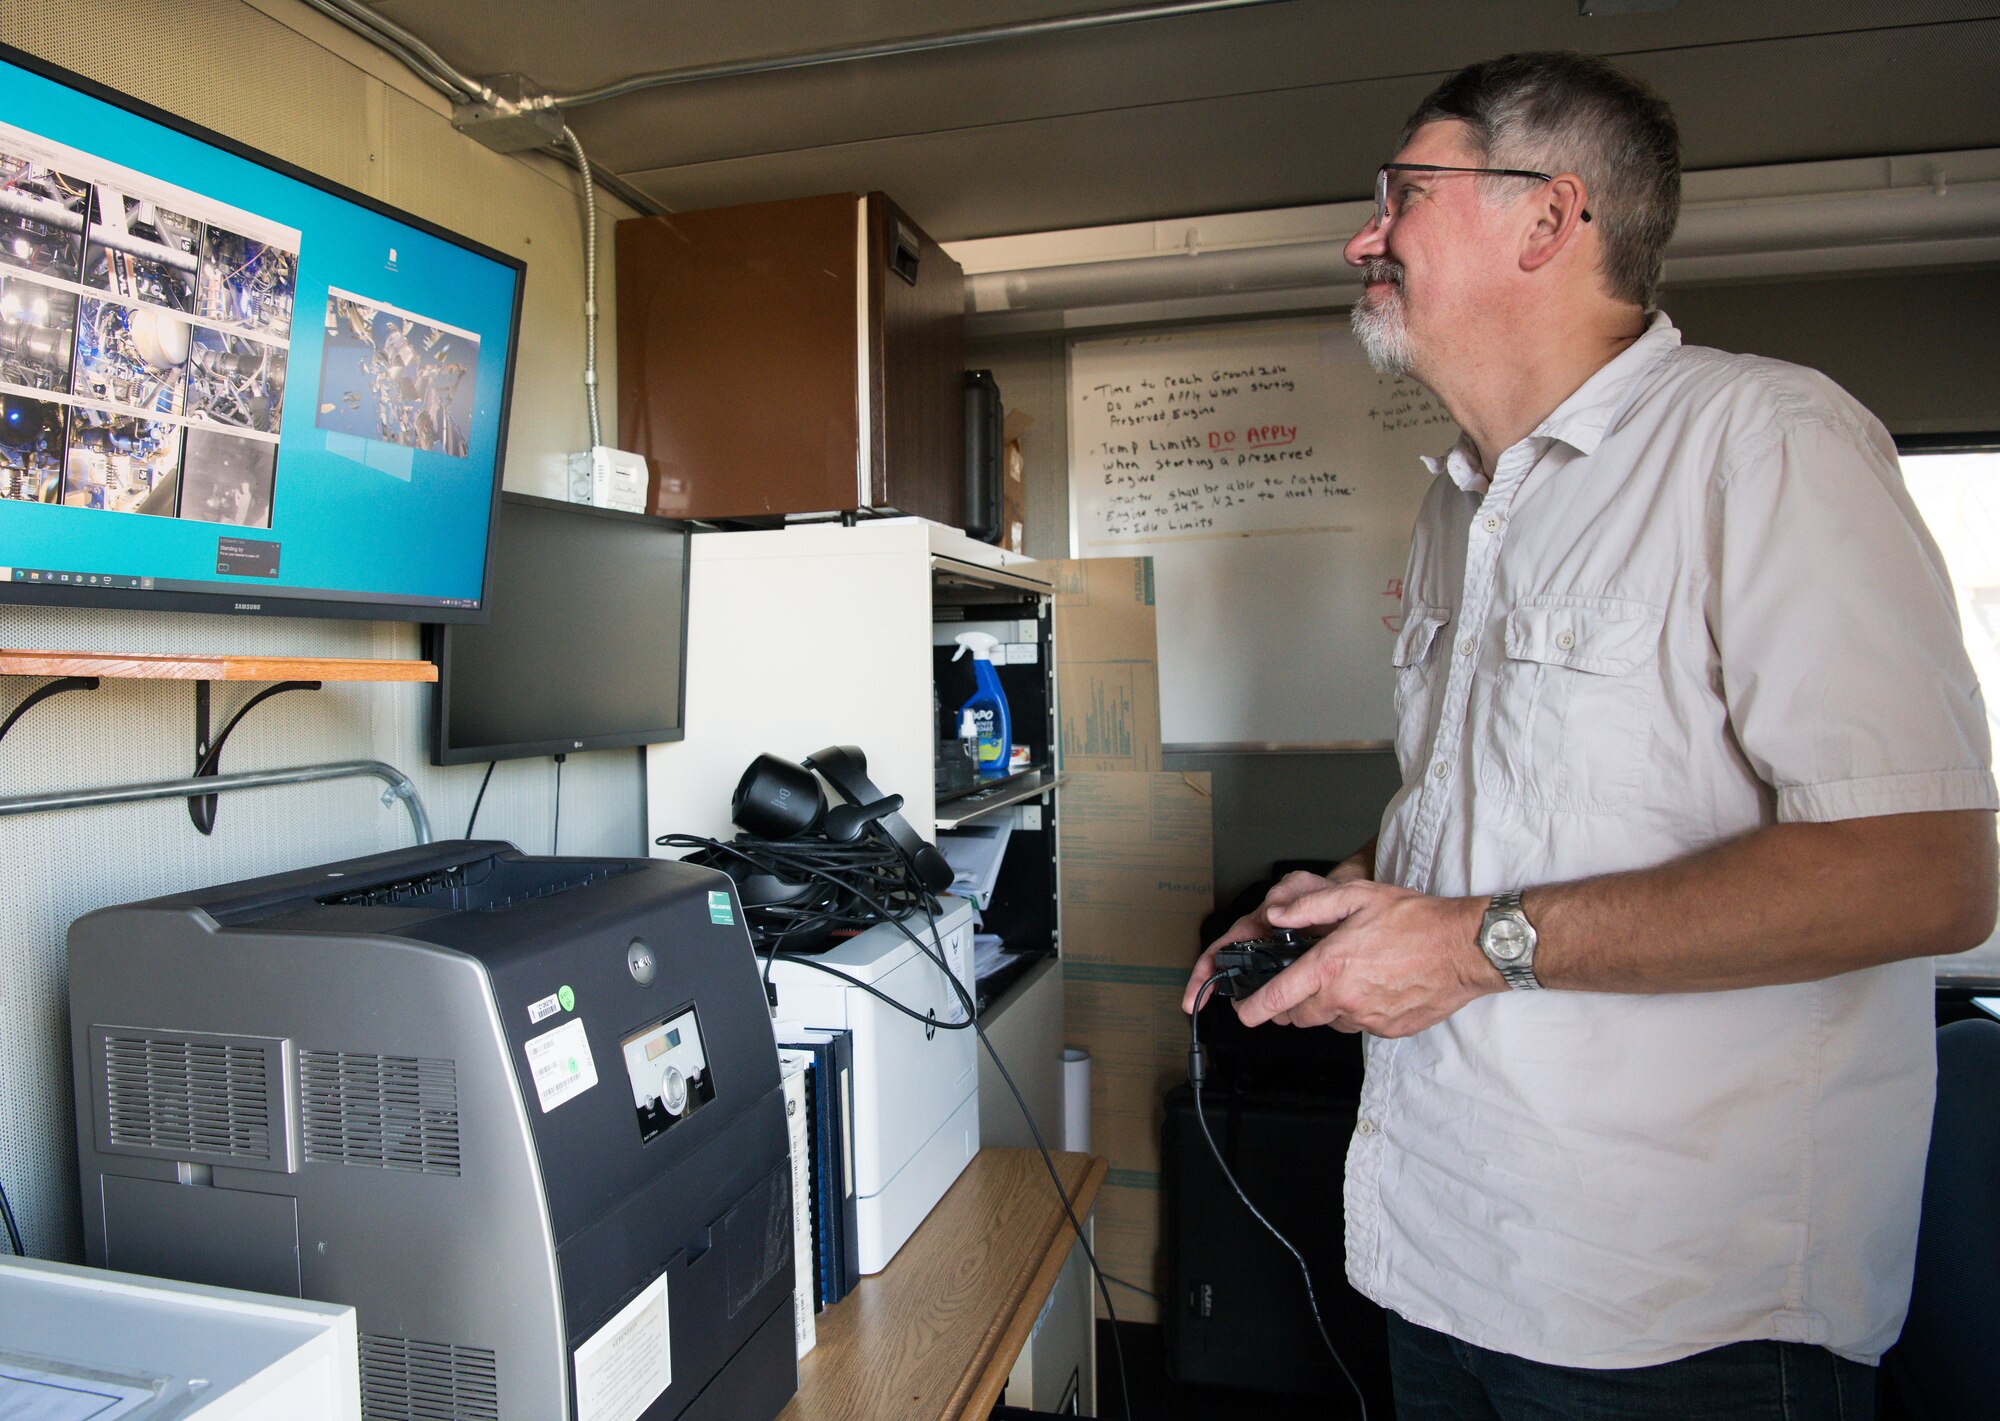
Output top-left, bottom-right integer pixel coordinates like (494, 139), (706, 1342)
(524, 1017), (598, 1113)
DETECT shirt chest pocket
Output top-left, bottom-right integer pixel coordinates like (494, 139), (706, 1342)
(1475, 596), (1665, 813)
(1391, 605), (1451, 783)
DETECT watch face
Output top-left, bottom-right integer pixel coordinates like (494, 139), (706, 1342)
(1487, 918), (1529, 961)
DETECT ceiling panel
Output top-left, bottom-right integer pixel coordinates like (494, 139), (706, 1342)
(1621, 20), (2000, 170)
(621, 73), (1476, 237)
(363, 0), (2000, 238)
(558, 1), (2000, 175)
(621, 23), (2000, 239)
(367, 0), (1161, 92)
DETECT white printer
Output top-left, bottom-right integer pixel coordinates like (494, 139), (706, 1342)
(767, 897), (979, 1273)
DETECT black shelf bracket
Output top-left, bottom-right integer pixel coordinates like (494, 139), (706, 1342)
(190, 679), (322, 834)
(0, 676), (100, 748)
(0, 680), (101, 756)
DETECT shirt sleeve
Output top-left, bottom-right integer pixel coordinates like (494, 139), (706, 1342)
(1712, 406), (1999, 823)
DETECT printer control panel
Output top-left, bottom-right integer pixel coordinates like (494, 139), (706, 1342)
(621, 1006), (716, 1143)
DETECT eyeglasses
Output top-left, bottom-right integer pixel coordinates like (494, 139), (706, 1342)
(1373, 163), (1593, 228)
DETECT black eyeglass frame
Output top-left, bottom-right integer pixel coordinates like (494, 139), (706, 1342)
(1374, 162), (1593, 226)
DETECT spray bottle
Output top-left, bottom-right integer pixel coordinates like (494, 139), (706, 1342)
(952, 632), (1012, 780)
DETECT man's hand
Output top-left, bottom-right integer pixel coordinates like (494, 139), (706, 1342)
(1181, 869), (1337, 1014)
(1233, 882), (1497, 1037)
(1181, 847), (1379, 1016)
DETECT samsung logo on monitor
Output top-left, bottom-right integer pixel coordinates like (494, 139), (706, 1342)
(233, 602), (263, 611)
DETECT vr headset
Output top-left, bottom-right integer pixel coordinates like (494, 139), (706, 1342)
(729, 745), (954, 897)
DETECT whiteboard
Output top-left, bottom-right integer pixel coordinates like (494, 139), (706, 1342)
(1067, 319), (1452, 746)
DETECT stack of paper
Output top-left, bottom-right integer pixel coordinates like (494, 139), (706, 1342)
(777, 1050), (816, 1359)
(938, 821), (1012, 909)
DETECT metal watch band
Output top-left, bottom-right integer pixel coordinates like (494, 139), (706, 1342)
(1483, 890), (1543, 991)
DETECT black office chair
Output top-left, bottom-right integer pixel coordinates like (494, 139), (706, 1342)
(1880, 1017), (2000, 1420)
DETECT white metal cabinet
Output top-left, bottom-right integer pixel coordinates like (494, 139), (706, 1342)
(646, 517), (1065, 1146)
(646, 517), (1038, 844)
(646, 518), (939, 845)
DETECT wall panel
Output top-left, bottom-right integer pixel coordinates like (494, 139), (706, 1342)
(0, 0), (643, 1261)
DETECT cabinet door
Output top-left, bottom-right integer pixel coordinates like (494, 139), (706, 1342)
(866, 193), (966, 526)
(617, 194), (863, 520)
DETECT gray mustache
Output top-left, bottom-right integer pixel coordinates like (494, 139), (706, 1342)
(1361, 259), (1404, 287)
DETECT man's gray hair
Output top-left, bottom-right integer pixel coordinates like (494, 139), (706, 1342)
(1404, 51), (1681, 309)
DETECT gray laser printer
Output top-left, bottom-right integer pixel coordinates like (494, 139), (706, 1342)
(68, 840), (796, 1421)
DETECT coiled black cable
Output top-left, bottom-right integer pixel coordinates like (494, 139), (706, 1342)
(658, 832), (936, 955)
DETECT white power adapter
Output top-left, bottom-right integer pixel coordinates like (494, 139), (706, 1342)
(567, 446), (649, 514)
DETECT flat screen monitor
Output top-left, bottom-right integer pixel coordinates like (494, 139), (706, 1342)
(428, 494), (690, 765)
(0, 42), (523, 621)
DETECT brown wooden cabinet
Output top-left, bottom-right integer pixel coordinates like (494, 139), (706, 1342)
(616, 192), (966, 525)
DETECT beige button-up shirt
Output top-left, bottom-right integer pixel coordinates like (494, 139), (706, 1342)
(1357, 313), (1997, 1367)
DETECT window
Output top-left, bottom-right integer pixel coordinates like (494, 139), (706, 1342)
(1899, 442), (2000, 979)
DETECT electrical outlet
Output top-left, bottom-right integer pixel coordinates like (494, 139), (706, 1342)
(567, 446), (648, 513)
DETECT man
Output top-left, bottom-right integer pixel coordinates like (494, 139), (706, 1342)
(1181, 51), (1997, 1420)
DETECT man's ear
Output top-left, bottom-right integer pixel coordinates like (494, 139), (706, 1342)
(1520, 173), (1590, 274)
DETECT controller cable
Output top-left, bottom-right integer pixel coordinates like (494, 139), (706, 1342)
(1190, 971), (1369, 1421)
(677, 830), (1138, 1421)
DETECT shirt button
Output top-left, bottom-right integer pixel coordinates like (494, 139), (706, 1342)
(1357, 1120), (1378, 1136)
(1555, 630), (1576, 650)
(1432, 761), (1448, 780)
(1483, 515), (1501, 533)
(1457, 638), (1474, 656)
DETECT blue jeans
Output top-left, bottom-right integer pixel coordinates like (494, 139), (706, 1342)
(1387, 1313), (1877, 1421)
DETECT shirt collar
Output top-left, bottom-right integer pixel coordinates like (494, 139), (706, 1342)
(1421, 434), (1488, 495)
(1418, 312), (1683, 493)
(1532, 310), (1681, 457)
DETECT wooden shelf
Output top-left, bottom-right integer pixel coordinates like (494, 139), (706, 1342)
(0, 650), (436, 683)
(781, 1148), (1105, 1421)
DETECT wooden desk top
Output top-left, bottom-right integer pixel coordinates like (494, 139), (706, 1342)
(780, 1147), (1106, 1421)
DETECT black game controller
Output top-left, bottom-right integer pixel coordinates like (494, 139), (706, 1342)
(1209, 928), (1319, 999)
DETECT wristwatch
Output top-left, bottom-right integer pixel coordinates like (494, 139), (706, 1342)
(1478, 890), (1541, 990)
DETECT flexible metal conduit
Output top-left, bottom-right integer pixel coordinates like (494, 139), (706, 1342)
(300, 0), (1293, 113)
(297, 0), (491, 102)
(531, 0), (1296, 111)
(0, 760), (434, 844)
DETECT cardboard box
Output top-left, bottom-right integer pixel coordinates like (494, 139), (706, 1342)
(1057, 770), (1214, 1321)
(1093, 1177), (1165, 1327)
(1034, 557), (1165, 773)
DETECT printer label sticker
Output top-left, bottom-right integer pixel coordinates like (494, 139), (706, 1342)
(573, 1268), (673, 1421)
(708, 891), (735, 925)
(525, 1017), (599, 1113)
(527, 991), (563, 1024)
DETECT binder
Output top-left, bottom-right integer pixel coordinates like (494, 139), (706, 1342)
(777, 1049), (816, 1357)
(828, 1029), (860, 1298)
(777, 1027), (861, 1306)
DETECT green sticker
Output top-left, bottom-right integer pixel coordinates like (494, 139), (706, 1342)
(708, 890), (735, 925)
(557, 984), (575, 1012)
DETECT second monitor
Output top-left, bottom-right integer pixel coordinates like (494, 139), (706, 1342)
(428, 491), (691, 765)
